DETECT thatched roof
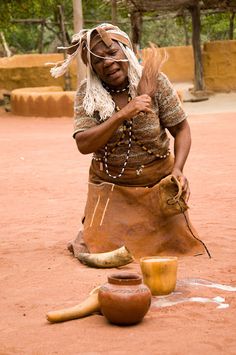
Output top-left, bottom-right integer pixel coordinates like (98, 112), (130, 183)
(119, 0), (236, 13)
(115, 0), (236, 92)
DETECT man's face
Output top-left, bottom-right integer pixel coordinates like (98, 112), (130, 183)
(90, 40), (129, 88)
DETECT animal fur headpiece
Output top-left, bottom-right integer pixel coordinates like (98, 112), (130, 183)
(49, 23), (166, 121)
(49, 23), (143, 121)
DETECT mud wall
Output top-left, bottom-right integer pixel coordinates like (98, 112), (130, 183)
(11, 86), (75, 117)
(0, 54), (78, 91)
(0, 41), (236, 92)
(202, 40), (236, 92)
(161, 46), (194, 82)
(0, 48), (194, 91)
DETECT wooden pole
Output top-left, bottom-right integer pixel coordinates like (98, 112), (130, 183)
(38, 20), (45, 53)
(182, 11), (190, 45)
(130, 10), (143, 55)
(111, 0), (118, 25)
(189, 2), (204, 92)
(73, 0), (83, 33)
(58, 5), (71, 91)
(0, 32), (12, 57)
(72, 0), (86, 85)
(229, 11), (235, 39)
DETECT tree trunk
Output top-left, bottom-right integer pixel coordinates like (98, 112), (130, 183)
(73, 0), (83, 33)
(189, 3), (204, 91)
(130, 10), (143, 55)
(229, 11), (235, 40)
(182, 11), (190, 45)
(0, 32), (12, 57)
(111, 0), (117, 25)
(73, 0), (86, 85)
(38, 20), (45, 54)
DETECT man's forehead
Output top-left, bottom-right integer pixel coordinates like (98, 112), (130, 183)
(92, 40), (119, 55)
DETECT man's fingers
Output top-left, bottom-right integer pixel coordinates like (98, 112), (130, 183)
(186, 189), (191, 202)
(182, 179), (190, 202)
(142, 107), (154, 114)
(178, 176), (189, 193)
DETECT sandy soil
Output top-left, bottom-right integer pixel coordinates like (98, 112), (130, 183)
(0, 101), (236, 354)
(174, 82), (236, 115)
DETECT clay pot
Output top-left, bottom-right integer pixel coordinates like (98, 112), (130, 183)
(140, 256), (178, 296)
(98, 273), (151, 325)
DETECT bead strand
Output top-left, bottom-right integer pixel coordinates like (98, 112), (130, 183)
(104, 120), (133, 179)
(132, 133), (170, 159)
(102, 82), (129, 93)
(95, 86), (170, 178)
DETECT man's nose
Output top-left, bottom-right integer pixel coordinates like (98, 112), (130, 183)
(103, 57), (114, 67)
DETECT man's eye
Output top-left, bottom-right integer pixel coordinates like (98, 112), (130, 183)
(93, 58), (102, 64)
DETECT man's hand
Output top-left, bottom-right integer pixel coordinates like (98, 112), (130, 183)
(119, 94), (153, 120)
(171, 167), (190, 202)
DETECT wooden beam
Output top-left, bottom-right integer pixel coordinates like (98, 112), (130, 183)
(122, 0), (236, 12)
(124, 0), (196, 12)
(11, 19), (70, 26)
(11, 18), (45, 23)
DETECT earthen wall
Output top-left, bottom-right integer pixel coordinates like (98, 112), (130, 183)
(0, 41), (235, 93)
(202, 40), (236, 92)
(161, 46), (194, 82)
(0, 54), (78, 90)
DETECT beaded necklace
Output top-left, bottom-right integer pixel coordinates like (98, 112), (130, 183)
(102, 82), (129, 93)
(104, 120), (133, 179)
(95, 86), (170, 179)
(104, 94), (133, 179)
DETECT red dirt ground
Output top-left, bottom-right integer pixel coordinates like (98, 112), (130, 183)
(0, 107), (236, 355)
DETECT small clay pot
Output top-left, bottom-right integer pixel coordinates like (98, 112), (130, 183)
(98, 273), (151, 325)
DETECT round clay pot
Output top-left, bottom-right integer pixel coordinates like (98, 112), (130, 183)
(98, 273), (151, 325)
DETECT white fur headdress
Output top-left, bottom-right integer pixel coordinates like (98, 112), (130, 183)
(49, 23), (143, 121)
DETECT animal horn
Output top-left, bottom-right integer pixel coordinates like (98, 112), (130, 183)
(77, 245), (134, 268)
(46, 287), (101, 323)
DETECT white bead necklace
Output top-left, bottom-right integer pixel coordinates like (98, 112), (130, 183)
(102, 82), (129, 93)
(104, 120), (133, 179)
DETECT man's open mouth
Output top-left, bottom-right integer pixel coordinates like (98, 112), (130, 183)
(106, 68), (119, 77)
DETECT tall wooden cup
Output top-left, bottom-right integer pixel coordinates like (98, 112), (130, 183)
(140, 256), (178, 296)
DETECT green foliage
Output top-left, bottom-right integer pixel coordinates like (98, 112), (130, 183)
(82, 0), (130, 33)
(141, 17), (189, 48)
(201, 12), (235, 41)
(141, 11), (236, 48)
(0, 0), (73, 53)
(0, 0), (235, 54)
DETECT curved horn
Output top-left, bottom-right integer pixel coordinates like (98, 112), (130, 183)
(77, 246), (134, 268)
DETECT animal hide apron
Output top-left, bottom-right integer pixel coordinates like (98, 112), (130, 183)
(81, 173), (210, 259)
